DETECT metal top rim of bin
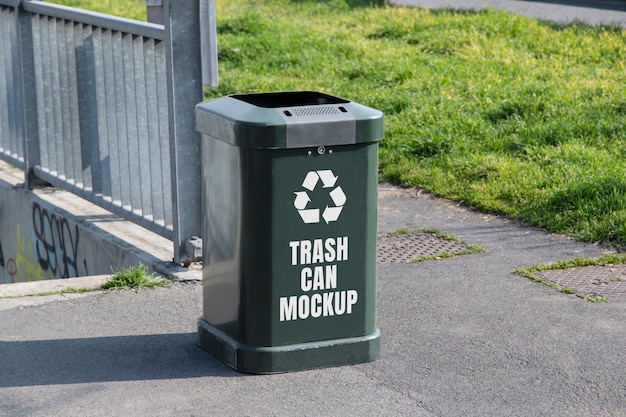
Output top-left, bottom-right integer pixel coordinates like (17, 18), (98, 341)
(195, 91), (384, 150)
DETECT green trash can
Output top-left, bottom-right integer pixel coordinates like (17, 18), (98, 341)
(195, 91), (383, 374)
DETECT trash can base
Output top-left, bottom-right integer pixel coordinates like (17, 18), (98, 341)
(197, 318), (381, 374)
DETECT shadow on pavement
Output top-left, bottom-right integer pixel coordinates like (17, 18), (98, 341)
(527, 0), (626, 11)
(0, 333), (242, 387)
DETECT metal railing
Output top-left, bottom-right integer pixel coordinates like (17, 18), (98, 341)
(0, 1), (24, 170)
(0, 0), (216, 264)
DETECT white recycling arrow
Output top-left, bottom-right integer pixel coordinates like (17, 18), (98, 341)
(293, 191), (311, 210)
(302, 171), (319, 191)
(317, 170), (338, 188)
(293, 169), (347, 224)
(322, 206), (343, 224)
(329, 186), (346, 207)
(298, 209), (320, 224)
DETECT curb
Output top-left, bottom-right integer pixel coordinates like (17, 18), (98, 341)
(0, 274), (111, 298)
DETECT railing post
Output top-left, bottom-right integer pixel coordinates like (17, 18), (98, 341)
(145, 0), (163, 25)
(163, 0), (203, 265)
(16, 0), (44, 187)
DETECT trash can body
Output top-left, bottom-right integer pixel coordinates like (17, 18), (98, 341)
(196, 91), (382, 373)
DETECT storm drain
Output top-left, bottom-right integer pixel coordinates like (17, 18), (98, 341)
(533, 265), (626, 301)
(377, 231), (475, 263)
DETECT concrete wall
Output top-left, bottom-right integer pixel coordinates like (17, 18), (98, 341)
(0, 163), (178, 284)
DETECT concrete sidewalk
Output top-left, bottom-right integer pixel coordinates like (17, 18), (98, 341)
(1, 184), (624, 417)
(389, 0), (626, 27)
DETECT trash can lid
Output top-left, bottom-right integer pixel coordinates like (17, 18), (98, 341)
(196, 91), (383, 149)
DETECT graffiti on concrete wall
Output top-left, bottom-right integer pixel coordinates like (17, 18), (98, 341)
(31, 202), (85, 279)
(15, 223), (49, 282)
(0, 238), (17, 283)
(1, 237), (19, 283)
(1, 202), (89, 284)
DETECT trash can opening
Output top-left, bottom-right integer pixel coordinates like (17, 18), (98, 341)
(231, 91), (350, 108)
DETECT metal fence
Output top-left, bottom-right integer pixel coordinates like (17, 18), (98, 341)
(0, 0), (215, 264)
(0, 1), (24, 170)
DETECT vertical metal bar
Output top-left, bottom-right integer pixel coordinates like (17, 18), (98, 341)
(164, 0), (203, 264)
(155, 39), (172, 230)
(76, 23), (97, 192)
(113, 30), (130, 208)
(122, 33), (140, 212)
(66, 20), (81, 186)
(143, 37), (163, 224)
(26, 13), (44, 175)
(103, 28), (121, 205)
(133, 35), (152, 220)
(145, 0), (163, 25)
(91, 26), (108, 196)
(94, 27), (111, 199)
(38, 14), (55, 172)
(0, 6), (13, 156)
(18, 3), (38, 179)
(11, 6), (22, 160)
(13, 9), (22, 161)
(199, 0), (218, 88)
(48, 17), (63, 177)
(57, 18), (72, 181)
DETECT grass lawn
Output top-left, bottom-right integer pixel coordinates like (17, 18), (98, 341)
(56, 0), (626, 248)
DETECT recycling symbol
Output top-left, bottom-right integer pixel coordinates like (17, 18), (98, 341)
(294, 170), (346, 224)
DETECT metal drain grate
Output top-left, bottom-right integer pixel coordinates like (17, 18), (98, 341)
(377, 231), (472, 263)
(534, 265), (626, 300)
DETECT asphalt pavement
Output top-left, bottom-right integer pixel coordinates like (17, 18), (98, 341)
(1, 184), (625, 416)
(1, 2), (626, 416)
(389, 0), (626, 27)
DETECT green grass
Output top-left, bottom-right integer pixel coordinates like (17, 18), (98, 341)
(211, 1), (626, 249)
(101, 264), (171, 292)
(59, 0), (626, 249)
(47, 0), (146, 19)
(519, 253), (626, 272)
(0, 264), (171, 298)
